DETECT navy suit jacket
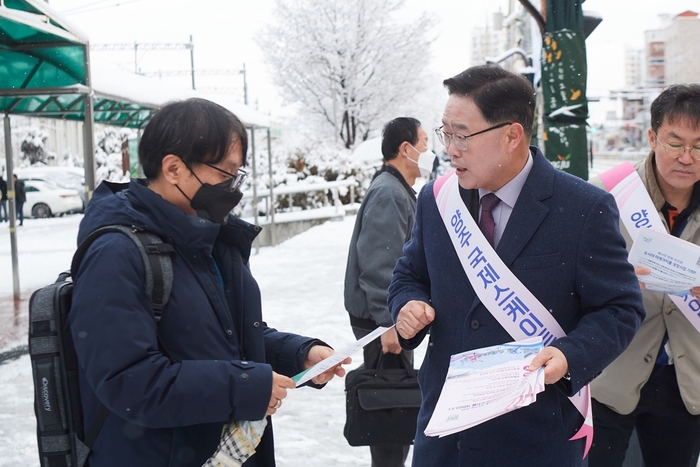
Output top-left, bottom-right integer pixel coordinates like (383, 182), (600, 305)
(388, 148), (645, 467)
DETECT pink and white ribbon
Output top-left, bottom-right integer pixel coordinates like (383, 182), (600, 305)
(600, 162), (700, 334)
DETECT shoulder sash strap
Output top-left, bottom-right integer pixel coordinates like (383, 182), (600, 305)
(600, 162), (700, 334)
(433, 171), (593, 456)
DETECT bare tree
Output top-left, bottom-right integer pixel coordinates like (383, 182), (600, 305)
(258, 0), (435, 148)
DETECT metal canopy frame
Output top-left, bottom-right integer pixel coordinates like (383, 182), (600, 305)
(1, 0), (271, 299)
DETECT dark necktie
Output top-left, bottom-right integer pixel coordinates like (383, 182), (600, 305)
(479, 193), (501, 248)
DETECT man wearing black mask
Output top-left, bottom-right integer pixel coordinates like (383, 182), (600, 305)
(69, 98), (349, 467)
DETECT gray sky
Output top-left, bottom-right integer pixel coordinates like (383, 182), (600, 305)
(48, 0), (700, 123)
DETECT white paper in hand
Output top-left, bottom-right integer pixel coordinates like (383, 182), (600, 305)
(425, 337), (545, 437)
(628, 228), (700, 295)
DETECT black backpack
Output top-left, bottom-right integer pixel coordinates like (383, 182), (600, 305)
(28, 225), (175, 467)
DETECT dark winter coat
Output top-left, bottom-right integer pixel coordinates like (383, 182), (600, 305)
(15, 179), (25, 203)
(388, 148), (645, 466)
(70, 179), (323, 467)
(0, 177), (7, 201)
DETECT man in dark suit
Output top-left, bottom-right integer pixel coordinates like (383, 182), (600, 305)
(387, 65), (646, 467)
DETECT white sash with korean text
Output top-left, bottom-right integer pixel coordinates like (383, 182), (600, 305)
(600, 162), (700, 334)
(433, 171), (593, 456)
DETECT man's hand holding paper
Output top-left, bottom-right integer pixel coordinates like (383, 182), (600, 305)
(425, 338), (546, 438)
(628, 228), (700, 295)
(293, 326), (394, 386)
(303, 345), (351, 386)
(528, 346), (569, 385)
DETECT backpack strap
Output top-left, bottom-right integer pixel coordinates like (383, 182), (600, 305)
(69, 225), (175, 457)
(71, 225), (175, 321)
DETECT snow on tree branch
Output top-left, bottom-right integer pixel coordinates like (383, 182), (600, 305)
(257, 0), (438, 149)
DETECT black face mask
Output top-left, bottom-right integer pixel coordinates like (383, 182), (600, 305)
(190, 180), (243, 224)
(178, 171), (243, 225)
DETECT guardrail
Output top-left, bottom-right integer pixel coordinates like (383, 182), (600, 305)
(592, 151), (648, 160)
(240, 179), (357, 246)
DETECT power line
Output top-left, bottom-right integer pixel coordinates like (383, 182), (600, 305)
(142, 69), (239, 77)
(61, 0), (113, 14)
(143, 66), (249, 104)
(90, 39), (196, 89)
(91, 43), (192, 51)
(61, 0), (148, 16)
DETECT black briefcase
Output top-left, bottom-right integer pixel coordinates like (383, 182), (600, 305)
(343, 352), (421, 446)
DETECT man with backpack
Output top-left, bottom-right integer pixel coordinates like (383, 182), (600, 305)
(67, 98), (348, 467)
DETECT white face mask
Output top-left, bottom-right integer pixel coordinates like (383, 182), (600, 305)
(408, 145), (437, 178)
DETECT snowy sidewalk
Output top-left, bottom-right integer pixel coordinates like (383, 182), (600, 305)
(0, 214), (419, 466)
(0, 157), (643, 466)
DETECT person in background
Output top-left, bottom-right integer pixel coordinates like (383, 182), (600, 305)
(13, 174), (25, 226)
(0, 175), (7, 222)
(589, 84), (700, 467)
(69, 98), (349, 467)
(388, 65), (645, 466)
(344, 117), (434, 467)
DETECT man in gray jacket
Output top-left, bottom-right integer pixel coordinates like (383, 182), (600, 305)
(344, 117), (432, 467)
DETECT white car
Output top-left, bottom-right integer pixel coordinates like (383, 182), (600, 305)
(21, 179), (84, 218)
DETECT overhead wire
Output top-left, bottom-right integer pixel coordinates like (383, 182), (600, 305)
(61, 0), (149, 16)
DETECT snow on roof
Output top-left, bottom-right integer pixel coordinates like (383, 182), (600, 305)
(19, 0), (90, 43)
(91, 61), (270, 128)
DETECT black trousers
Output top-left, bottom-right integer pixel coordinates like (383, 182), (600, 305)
(351, 319), (413, 467)
(590, 364), (700, 467)
(16, 202), (23, 225)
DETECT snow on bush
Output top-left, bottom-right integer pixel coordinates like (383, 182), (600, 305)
(19, 128), (49, 166)
(94, 127), (136, 184)
(233, 128), (375, 218)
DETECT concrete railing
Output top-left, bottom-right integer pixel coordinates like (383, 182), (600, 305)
(240, 179), (357, 247)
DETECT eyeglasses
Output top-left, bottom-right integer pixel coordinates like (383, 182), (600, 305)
(434, 122), (514, 151)
(203, 163), (248, 191)
(653, 132), (700, 161)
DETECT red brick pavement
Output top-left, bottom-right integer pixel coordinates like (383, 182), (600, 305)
(0, 293), (30, 351)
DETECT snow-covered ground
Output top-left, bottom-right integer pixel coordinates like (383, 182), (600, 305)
(0, 212), (425, 467)
(0, 157), (644, 467)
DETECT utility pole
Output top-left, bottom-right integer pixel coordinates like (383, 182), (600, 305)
(189, 35), (195, 90)
(240, 63), (248, 105)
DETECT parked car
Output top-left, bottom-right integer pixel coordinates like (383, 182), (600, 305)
(620, 146), (647, 158)
(14, 167), (87, 206)
(22, 179), (84, 218)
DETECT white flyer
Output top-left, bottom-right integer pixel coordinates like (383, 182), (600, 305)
(292, 326), (393, 386)
(628, 228), (700, 295)
(425, 337), (545, 437)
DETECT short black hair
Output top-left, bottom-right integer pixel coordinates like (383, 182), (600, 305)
(381, 117), (421, 161)
(139, 98), (248, 180)
(443, 65), (535, 137)
(650, 84), (700, 133)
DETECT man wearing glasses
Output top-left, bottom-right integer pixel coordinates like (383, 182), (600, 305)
(387, 65), (645, 466)
(69, 98), (348, 467)
(589, 84), (700, 467)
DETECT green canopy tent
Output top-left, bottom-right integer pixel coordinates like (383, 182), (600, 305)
(1, 0), (93, 300)
(1, 0), (272, 299)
